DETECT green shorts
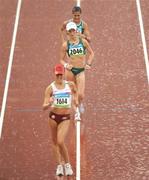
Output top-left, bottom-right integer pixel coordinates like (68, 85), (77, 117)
(71, 67), (85, 76)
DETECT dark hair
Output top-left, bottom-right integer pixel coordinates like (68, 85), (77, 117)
(72, 6), (82, 13)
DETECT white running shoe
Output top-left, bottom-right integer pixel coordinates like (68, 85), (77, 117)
(56, 164), (64, 176)
(79, 103), (85, 114)
(64, 163), (73, 176)
(75, 107), (81, 121)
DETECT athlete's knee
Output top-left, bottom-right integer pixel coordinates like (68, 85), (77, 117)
(51, 137), (57, 145)
(57, 138), (65, 147)
(51, 143), (58, 152)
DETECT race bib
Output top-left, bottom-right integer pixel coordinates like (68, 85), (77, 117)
(53, 93), (71, 108)
(69, 46), (84, 56)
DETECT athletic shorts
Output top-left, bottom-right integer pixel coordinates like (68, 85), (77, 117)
(71, 67), (85, 76)
(49, 111), (70, 125)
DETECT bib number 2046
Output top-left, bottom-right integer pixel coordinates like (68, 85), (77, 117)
(70, 48), (83, 55)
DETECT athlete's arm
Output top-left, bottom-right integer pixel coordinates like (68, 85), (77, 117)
(60, 21), (68, 43)
(83, 39), (94, 68)
(60, 42), (67, 65)
(42, 85), (53, 110)
(60, 42), (73, 70)
(69, 81), (79, 107)
(82, 21), (91, 43)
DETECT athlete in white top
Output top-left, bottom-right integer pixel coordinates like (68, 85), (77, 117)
(43, 64), (78, 176)
(50, 80), (72, 109)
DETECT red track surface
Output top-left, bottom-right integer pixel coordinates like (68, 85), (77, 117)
(0, 0), (149, 180)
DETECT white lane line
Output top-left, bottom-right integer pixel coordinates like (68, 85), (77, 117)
(76, 120), (81, 180)
(0, 0), (22, 138)
(136, 0), (149, 84)
(76, 0), (81, 178)
(76, 0), (81, 7)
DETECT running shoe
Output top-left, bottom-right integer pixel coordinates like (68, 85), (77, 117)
(64, 163), (73, 176)
(79, 103), (85, 114)
(56, 164), (64, 176)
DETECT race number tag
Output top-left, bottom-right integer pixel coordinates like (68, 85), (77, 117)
(53, 93), (71, 108)
(69, 46), (84, 56)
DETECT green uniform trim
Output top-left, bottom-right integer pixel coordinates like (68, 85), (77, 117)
(77, 21), (84, 34)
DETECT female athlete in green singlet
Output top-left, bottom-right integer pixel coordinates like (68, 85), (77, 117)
(60, 6), (91, 43)
(60, 22), (94, 114)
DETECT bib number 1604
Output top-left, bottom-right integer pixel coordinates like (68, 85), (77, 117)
(57, 98), (68, 104)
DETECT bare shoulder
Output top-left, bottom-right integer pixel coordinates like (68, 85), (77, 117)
(45, 84), (52, 93)
(62, 41), (67, 48)
(82, 38), (89, 46)
(82, 20), (89, 28)
(64, 20), (68, 25)
(61, 20), (69, 30)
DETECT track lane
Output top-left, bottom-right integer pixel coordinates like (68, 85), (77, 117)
(0, 0), (76, 179)
(82, 0), (149, 179)
(0, 0), (149, 180)
(0, 0), (18, 114)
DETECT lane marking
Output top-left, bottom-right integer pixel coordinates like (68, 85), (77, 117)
(76, 0), (81, 7)
(76, 1), (81, 179)
(136, 0), (149, 83)
(0, 0), (22, 138)
(76, 120), (81, 180)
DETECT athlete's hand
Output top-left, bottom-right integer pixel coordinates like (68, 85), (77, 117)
(77, 32), (90, 43)
(85, 64), (91, 70)
(49, 97), (54, 105)
(66, 64), (73, 70)
(43, 102), (51, 110)
(43, 97), (53, 110)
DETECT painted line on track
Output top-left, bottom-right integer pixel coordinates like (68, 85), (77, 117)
(0, 0), (22, 138)
(136, 0), (149, 84)
(76, 120), (81, 180)
(76, 1), (81, 180)
(76, 0), (81, 7)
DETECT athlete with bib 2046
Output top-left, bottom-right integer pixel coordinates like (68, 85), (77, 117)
(60, 6), (91, 43)
(43, 64), (78, 177)
(60, 21), (94, 115)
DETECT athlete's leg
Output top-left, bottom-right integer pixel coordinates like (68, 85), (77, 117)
(49, 119), (62, 164)
(57, 120), (70, 163)
(65, 69), (77, 113)
(76, 71), (85, 104)
(65, 69), (75, 82)
(75, 71), (85, 114)
(57, 119), (73, 176)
